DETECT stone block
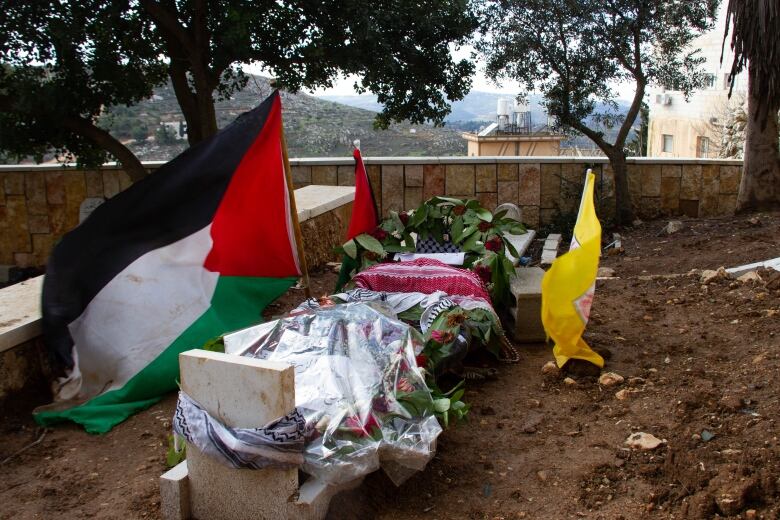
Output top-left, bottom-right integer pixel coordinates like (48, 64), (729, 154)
(559, 164), (584, 214)
(718, 193), (737, 216)
(337, 165), (354, 186)
(445, 164), (475, 196)
(27, 214), (50, 234)
(45, 172), (65, 204)
(4, 172), (25, 195)
(475, 164), (497, 193)
(367, 165), (382, 214)
(311, 165), (337, 185)
(518, 165), (541, 205)
(0, 196), (31, 263)
(404, 187), (423, 211)
(539, 208), (556, 226)
(476, 192), (497, 211)
(661, 165), (682, 178)
(423, 164), (445, 199)
(102, 171), (121, 199)
(719, 165), (741, 194)
(497, 163), (519, 182)
(300, 201), (353, 268)
(639, 197), (661, 219)
(497, 181), (518, 205)
(640, 165), (662, 197)
(382, 165), (404, 214)
(118, 171), (133, 192)
(699, 165), (720, 217)
(599, 164), (615, 199)
(540, 164), (561, 209)
(48, 204), (67, 236)
(24, 172), (48, 216)
(160, 461), (191, 520)
(509, 267), (546, 343)
(679, 199), (699, 218)
(291, 166), (312, 187)
(32, 233), (56, 266)
(660, 176), (680, 214)
(13, 253), (33, 268)
(680, 165), (702, 200)
(405, 165), (424, 187)
(626, 165), (642, 211)
(520, 205), (540, 228)
(64, 173), (87, 230)
(179, 350), (298, 520)
(84, 171), (104, 197)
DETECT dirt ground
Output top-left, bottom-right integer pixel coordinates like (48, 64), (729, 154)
(2, 211), (780, 520)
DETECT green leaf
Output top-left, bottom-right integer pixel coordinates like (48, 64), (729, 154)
(474, 208), (493, 221)
(433, 398), (451, 413)
(451, 216), (465, 242)
(383, 244), (415, 253)
(343, 239), (358, 259)
(355, 234), (385, 255)
(504, 237), (519, 259)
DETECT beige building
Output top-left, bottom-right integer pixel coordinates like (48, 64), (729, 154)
(462, 132), (565, 156)
(647, 3), (746, 158)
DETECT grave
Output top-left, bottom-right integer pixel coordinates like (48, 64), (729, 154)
(160, 349), (362, 520)
(508, 266), (547, 343)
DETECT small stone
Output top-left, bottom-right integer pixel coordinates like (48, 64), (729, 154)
(701, 430), (716, 442)
(745, 509), (757, 519)
(737, 271), (762, 284)
(625, 432), (665, 451)
(541, 360), (560, 377)
(664, 220), (685, 234)
(520, 412), (544, 434)
(700, 267), (731, 284)
(614, 458), (625, 468)
(627, 377), (646, 386)
(597, 267), (616, 278)
(747, 216), (761, 227)
(536, 470), (548, 482)
(599, 372), (624, 388)
(720, 395), (744, 412)
(615, 389), (631, 400)
(664, 356), (671, 364)
(563, 377), (577, 386)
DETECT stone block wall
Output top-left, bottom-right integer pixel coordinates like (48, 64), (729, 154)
(0, 157), (743, 268)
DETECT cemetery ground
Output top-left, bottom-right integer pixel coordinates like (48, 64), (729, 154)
(2, 211), (780, 520)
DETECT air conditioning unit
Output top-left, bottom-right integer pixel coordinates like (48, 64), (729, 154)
(662, 94), (672, 105)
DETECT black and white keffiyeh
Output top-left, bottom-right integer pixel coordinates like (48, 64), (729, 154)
(173, 391), (306, 469)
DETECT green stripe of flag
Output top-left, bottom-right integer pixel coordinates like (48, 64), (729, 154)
(35, 275), (295, 434)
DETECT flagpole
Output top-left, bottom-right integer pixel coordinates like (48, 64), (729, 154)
(279, 116), (312, 299)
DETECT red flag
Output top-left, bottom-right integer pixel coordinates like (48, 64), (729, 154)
(345, 147), (379, 240)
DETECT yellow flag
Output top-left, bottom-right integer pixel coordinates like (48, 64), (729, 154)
(541, 169), (604, 368)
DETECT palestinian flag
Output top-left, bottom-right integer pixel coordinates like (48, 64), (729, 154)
(335, 144), (379, 291)
(35, 91), (301, 433)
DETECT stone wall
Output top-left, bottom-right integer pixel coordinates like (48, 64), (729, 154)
(0, 157), (743, 268)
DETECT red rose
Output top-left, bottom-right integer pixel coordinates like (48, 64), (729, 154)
(478, 221), (492, 232)
(452, 205), (466, 216)
(474, 264), (492, 283)
(369, 227), (388, 241)
(399, 212), (410, 225)
(415, 354), (428, 367)
(344, 413), (379, 438)
(485, 236), (503, 252)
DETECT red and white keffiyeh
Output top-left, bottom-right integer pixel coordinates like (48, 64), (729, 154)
(352, 258), (492, 303)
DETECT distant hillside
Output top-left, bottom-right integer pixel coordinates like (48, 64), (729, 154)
(100, 76), (466, 160)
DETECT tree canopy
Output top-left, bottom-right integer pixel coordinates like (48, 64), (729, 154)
(478, 0), (718, 224)
(0, 0), (478, 179)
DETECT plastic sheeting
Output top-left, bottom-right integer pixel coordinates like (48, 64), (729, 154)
(241, 302), (442, 485)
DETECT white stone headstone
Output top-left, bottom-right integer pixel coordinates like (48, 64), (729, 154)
(79, 197), (105, 224)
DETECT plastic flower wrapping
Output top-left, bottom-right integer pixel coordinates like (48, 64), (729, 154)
(241, 302), (442, 485)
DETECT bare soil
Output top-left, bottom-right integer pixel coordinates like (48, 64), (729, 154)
(2, 211), (780, 520)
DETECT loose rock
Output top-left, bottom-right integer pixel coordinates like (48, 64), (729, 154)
(737, 271), (762, 284)
(541, 361), (560, 377)
(615, 389), (631, 400)
(563, 377), (577, 386)
(719, 395), (744, 412)
(700, 267), (731, 284)
(597, 267), (616, 278)
(625, 432), (665, 451)
(599, 372), (624, 387)
(664, 220), (685, 235)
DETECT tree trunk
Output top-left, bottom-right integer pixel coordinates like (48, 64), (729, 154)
(607, 152), (633, 226)
(737, 68), (780, 212)
(63, 117), (148, 182)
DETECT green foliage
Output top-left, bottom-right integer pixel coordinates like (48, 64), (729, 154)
(478, 0), (719, 223)
(165, 434), (186, 468)
(201, 336), (225, 353)
(154, 125), (178, 146)
(1, 0), (478, 168)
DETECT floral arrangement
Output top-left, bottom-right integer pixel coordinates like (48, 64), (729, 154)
(336, 196), (526, 308)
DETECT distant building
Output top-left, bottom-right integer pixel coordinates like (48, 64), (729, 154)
(462, 99), (565, 156)
(647, 4), (747, 158)
(160, 121), (188, 141)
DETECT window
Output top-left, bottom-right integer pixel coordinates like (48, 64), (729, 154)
(697, 136), (711, 158)
(662, 134), (674, 153)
